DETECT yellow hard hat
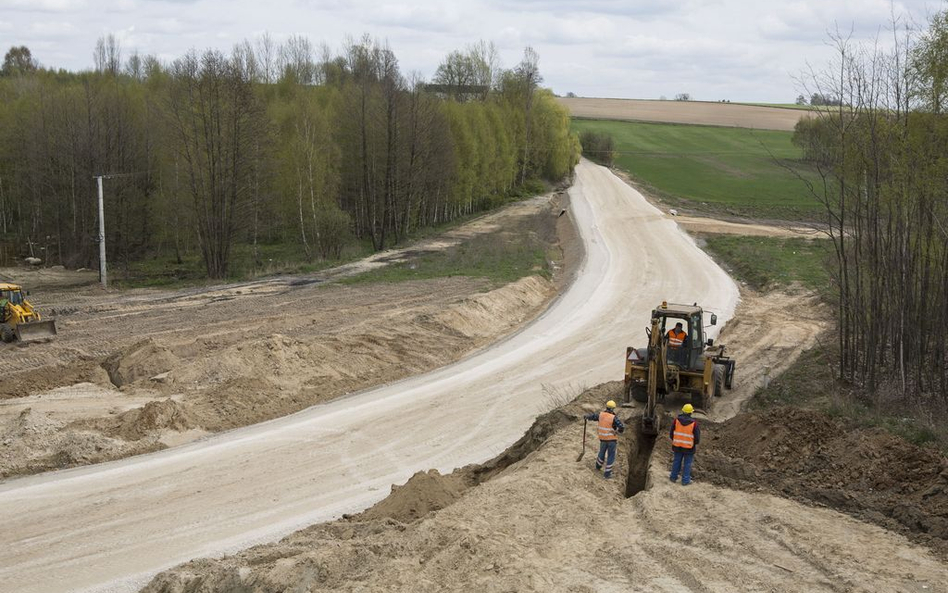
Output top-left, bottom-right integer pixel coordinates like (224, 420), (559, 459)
(606, 400), (617, 409)
(682, 404), (694, 414)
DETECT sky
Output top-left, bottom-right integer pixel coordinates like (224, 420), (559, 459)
(0, 0), (942, 102)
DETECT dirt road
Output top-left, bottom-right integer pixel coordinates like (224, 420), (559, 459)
(0, 160), (739, 592)
(558, 97), (809, 131)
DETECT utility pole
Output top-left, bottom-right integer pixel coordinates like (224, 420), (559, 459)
(95, 175), (107, 289)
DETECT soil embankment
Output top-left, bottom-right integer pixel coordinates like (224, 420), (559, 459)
(701, 407), (948, 555)
(143, 383), (948, 593)
(0, 193), (568, 478)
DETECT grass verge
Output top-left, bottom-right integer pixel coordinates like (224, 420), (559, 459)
(342, 210), (558, 288)
(571, 118), (822, 221)
(701, 235), (833, 293)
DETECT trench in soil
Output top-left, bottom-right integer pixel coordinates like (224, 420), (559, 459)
(625, 419), (658, 497)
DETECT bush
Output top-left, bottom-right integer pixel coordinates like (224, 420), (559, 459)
(579, 130), (616, 166)
(314, 206), (352, 260)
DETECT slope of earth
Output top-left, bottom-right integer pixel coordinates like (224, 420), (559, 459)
(0, 194), (567, 478)
(143, 384), (948, 593)
(701, 407), (948, 555)
(559, 97), (809, 131)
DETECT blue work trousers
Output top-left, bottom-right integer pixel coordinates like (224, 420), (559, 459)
(670, 450), (694, 485)
(596, 440), (618, 478)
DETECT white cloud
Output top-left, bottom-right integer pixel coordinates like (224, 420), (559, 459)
(0, 0), (940, 102)
(0, 0), (86, 12)
(29, 20), (76, 36)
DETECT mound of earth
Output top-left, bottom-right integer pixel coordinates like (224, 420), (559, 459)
(103, 399), (199, 441)
(700, 407), (948, 552)
(103, 339), (179, 387)
(142, 385), (947, 593)
(0, 406), (160, 477)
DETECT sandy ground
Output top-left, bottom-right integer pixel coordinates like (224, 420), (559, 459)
(558, 97), (810, 131)
(0, 193), (567, 478)
(142, 383), (948, 593)
(0, 160), (743, 592)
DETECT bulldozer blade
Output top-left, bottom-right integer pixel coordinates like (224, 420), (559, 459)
(15, 320), (58, 342)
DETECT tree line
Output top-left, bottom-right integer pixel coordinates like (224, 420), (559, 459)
(792, 10), (948, 406)
(0, 37), (579, 278)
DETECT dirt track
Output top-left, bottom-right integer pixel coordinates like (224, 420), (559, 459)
(558, 97), (809, 131)
(0, 160), (743, 592)
(0, 195), (563, 477)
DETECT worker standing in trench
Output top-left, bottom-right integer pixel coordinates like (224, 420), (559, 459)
(584, 400), (625, 479)
(669, 403), (700, 485)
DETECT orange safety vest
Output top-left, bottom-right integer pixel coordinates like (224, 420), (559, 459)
(598, 411), (618, 441)
(672, 418), (696, 449)
(667, 329), (687, 348)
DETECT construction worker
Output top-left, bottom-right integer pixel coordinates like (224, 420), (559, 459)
(584, 400), (625, 479)
(669, 403), (700, 485)
(667, 322), (688, 365)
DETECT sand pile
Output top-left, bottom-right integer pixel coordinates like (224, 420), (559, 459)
(2, 407), (65, 437)
(0, 407), (159, 477)
(701, 407), (948, 551)
(103, 339), (179, 387)
(105, 399), (199, 441)
(142, 386), (948, 593)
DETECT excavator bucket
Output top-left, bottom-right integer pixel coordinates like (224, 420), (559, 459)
(15, 319), (58, 342)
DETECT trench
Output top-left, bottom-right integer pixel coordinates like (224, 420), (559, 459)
(625, 419), (658, 497)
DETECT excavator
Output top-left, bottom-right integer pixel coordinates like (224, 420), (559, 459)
(0, 283), (58, 343)
(623, 301), (734, 435)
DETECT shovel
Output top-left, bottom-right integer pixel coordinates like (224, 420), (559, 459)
(576, 419), (587, 462)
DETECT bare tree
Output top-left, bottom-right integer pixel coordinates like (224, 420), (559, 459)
(93, 34), (122, 76)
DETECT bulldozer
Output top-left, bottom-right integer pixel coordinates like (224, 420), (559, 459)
(0, 283), (58, 343)
(623, 301), (734, 435)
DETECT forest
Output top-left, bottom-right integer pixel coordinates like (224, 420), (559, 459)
(0, 37), (579, 279)
(792, 10), (948, 406)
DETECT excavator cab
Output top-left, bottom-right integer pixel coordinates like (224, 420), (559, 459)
(624, 301), (734, 435)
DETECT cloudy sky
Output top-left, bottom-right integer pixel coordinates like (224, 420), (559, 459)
(0, 0), (941, 102)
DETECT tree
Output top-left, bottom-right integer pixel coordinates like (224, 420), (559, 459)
(164, 49), (266, 278)
(93, 34), (122, 76)
(795, 94), (807, 105)
(1, 46), (38, 76)
(674, 93), (691, 101)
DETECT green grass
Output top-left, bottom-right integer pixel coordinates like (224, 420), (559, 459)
(342, 211), (556, 287)
(572, 119), (822, 220)
(113, 240), (375, 289)
(702, 235), (833, 293)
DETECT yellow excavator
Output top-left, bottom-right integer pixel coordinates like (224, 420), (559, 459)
(0, 283), (58, 343)
(623, 301), (734, 435)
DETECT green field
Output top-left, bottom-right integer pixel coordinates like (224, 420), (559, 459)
(702, 235), (833, 293)
(572, 119), (822, 220)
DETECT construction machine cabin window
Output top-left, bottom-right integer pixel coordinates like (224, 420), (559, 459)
(3, 290), (24, 305)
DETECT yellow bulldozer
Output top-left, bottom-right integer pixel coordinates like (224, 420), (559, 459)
(623, 301), (734, 435)
(0, 283), (58, 343)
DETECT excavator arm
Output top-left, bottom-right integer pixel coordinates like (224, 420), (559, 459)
(642, 317), (667, 435)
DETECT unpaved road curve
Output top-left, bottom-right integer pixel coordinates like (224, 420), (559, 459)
(0, 160), (739, 593)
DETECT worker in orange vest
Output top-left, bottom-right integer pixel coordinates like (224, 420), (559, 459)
(669, 403), (700, 485)
(584, 400), (625, 479)
(667, 322), (688, 365)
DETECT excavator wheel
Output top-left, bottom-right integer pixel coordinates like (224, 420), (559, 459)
(629, 383), (648, 403)
(0, 324), (14, 343)
(712, 365), (726, 397)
